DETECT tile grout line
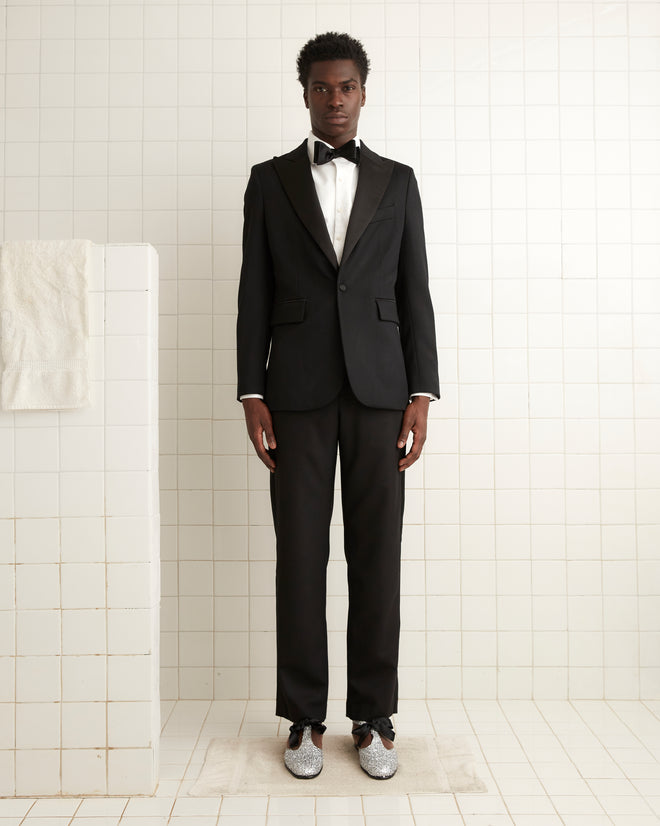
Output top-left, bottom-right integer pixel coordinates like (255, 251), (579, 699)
(537, 698), (616, 824)
(499, 699), (571, 826)
(461, 699), (514, 824)
(626, 0), (643, 707)
(603, 698), (660, 810)
(164, 699), (213, 823)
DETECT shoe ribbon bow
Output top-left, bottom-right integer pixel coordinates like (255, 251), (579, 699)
(352, 717), (396, 749)
(287, 718), (327, 748)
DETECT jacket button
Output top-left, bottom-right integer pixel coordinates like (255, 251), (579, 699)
(338, 283), (347, 292)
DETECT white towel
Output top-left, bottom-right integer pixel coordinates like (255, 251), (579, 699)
(0, 239), (92, 410)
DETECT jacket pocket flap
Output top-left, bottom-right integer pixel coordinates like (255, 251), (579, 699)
(371, 204), (395, 223)
(376, 298), (400, 324)
(271, 299), (307, 325)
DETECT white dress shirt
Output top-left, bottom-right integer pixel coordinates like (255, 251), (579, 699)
(307, 130), (360, 264)
(240, 134), (435, 402)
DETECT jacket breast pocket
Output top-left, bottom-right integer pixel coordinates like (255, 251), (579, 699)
(270, 298), (306, 325)
(370, 204), (395, 224)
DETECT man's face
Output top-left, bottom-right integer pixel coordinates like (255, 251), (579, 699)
(303, 59), (366, 148)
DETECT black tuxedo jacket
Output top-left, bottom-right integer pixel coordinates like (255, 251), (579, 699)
(236, 140), (439, 412)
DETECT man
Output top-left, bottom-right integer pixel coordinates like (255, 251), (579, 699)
(237, 32), (439, 779)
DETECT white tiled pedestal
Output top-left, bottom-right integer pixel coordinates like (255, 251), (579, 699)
(0, 244), (160, 796)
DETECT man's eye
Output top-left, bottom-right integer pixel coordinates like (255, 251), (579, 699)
(344, 86), (356, 92)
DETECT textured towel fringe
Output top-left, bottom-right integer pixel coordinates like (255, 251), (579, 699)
(4, 358), (88, 372)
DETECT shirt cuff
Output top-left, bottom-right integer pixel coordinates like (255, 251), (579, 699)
(241, 392), (436, 402)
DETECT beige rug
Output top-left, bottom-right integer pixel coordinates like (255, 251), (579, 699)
(189, 735), (487, 796)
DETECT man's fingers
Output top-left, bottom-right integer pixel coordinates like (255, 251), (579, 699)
(261, 450), (276, 472)
(263, 426), (277, 450)
(258, 419), (277, 469)
(397, 397), (430, 470)
(242, 399), (277, 472)
(398, 429), (426, 471)
(251, 429), (276, 471)
(259, 429), (276, 472)
(398, 448), (419, 471)
(397, 412), (415, 448)
(398, 450), (419, 471)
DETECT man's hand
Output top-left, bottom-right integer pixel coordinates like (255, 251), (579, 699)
(242, 398), (276, 472)
(397, 395), (430, 472)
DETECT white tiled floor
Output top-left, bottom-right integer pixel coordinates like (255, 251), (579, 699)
(2, 699), (660, 825)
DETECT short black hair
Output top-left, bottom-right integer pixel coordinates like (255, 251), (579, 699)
(297, 32), (370, 88)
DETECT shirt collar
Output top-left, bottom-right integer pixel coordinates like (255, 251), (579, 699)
(307, 131), (361, 164)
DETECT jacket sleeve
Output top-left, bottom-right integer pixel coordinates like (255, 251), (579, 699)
(236, 166), (275, 400)
(395, 169), (440, 399)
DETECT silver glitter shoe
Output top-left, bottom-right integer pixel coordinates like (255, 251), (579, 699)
(284, 719), (325, 779)
(352, 718), (398, 779)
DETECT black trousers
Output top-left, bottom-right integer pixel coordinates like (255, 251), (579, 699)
(270, 384), (405, 723)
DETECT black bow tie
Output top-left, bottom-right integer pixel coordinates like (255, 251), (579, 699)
(313, 139), (360, 165)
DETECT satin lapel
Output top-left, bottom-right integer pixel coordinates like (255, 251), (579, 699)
(341, 143), (395, 266)
(273, 142), (338, 269)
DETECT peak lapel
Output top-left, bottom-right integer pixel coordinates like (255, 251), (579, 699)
(273, 142), (338, 269)
(341, 143), (394, 266)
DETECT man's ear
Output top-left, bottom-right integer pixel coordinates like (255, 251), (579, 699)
(361, 86), (366, 106)
(303, 89), (309, 109)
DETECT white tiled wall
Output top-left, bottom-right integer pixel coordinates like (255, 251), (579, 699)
(1, 1), (659, 705)
(0, 244), (160, 795)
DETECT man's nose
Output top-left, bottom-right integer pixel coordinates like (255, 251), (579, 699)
(328, 89), (343, 107)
